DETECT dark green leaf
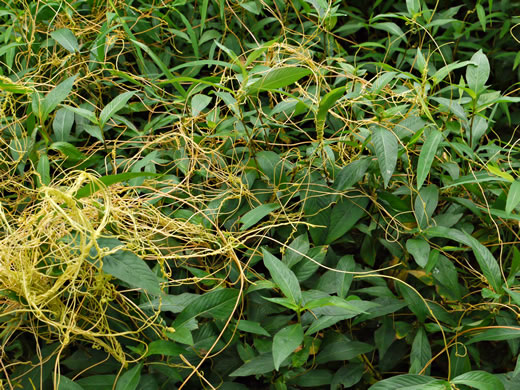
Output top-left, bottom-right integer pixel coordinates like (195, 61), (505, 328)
(506, 180), (520, 214)
(325, 196), (369, 244)
(58, 375), (84, 390)
(99, 91), (136, 128)
(262, 248), (302, 305)
(239, 203), (280, 231)
(417, 129), (443, 189)
(406, 237), (430, 268)
(372, 125), (398, 188)
(425, 226), (503, 293)
(410, 327), (431, 375)
(229, 353), (275, 377)
(452, 370), (504, 390)
(173, 288), (239, 329)
(315, 340), (373, 364)
(42, 76), (77, 121)
(145, 340), (186, 357)
(283, 233), (309, 268)
(96, 238), (161, 296)
(115, 363), (142, 390)
(272, 323), (303, 370)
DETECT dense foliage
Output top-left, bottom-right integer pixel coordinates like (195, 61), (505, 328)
(1, 0), (520, 389)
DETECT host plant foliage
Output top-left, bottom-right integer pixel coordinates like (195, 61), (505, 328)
(0, 0), (520, 389)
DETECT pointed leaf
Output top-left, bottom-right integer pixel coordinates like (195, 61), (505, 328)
(145, 340), (186, 357)
(53, 108), (75, 142)
(272, 323), (303, 370)
(115, 363), (142, 390)
(410, 327), (431, 375)
(466, 50), (490, 94)
(42, 76), (76, 121)
(452, 370), (504, 390)
(95, 238), (161, 296)
(316, 340), (373, 364)
(368, 374), (446, 390)
(262, 249), (302, 305)
(247, 67), (311, 94)
(229, 353), (275, 377)
(371, 125), (398, 188)
(58, 375), (84, 390)
(325, 196), (369, 244)
(173, 288), (239, 328)
(406, 237), (430, 268)
(191, 93), (212, 116)
(99, 91), (136, 128)
(51, 28), (79, 53)
(506, 180), (520, 214)
(239, 203), (280, 231)
(417, 129), (443, 189)
(425, 226), (503, 293)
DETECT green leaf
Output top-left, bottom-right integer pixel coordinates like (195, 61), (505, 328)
(272, 323), (303, 370)
(42, 76), (77, 122)
(145, 340), (186, 357)
(255, 150), (285, 186)
(237, 320), (270, 336)
(262, 248), (302, 305)
(239, 203), (280, 231)
(466, 50), (490, 94)
(506, 180), (520, 214)
(0, 75), (33, 94)
(283, 233), (310, 268)
(368, 374), (447, 390)
(406, 237), (430, 268)
(406, 0), (421, 15)
(336, 255), (355, 298)
(414, 185), (438, 229)
(432, 60), (474, 86)
(303, 296), (368, 313)
(476, 3), (486, 31)
(63, 105), (98, 124)
(316, 86), (346, 137)
(49, 141), (86, 161)
(409, 327), (431, 375)
(51, 28), (79, 53)
(83, 124), (104, 142)
(99, 91), (136, 128)
(173, 288), (239, 329)
(325, 196), (369, 244)
(417, 129), (443, 189)
(315, 340), (373, 364)
(397, 282), (430, 323)
(289, 369), (333, 387)
(425, 226), (503, 293)
(95, 238), (161, 296)
(191, 93), (212, 116)
(75, 172), (161, 198)
(372, 22), (408, 43)
(58, 375), (84, 390)
(76, 375), (116, 390)
(467, 327), (520, 345)
(37, 153), (51, 186)
(53, 108), (75, 142)
(371, 125), (398, 188)
(229, 353), (275, 377)
(247, 67), (311, 94)
(115, 363), (142, 390)
(451, 370), (504, 390)
(333, 158), (370, 191)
